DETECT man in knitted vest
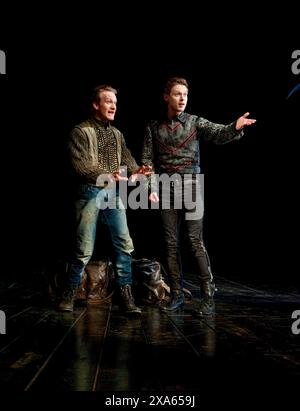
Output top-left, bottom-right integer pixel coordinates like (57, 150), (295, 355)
(142, 77), (256, 315)
(59, 85), (151, 314)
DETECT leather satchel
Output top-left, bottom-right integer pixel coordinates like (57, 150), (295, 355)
(76, 260), (115, 304)
(132, 258), (192, 305)
(83, 260), (115, 304)
(48, 260), (115, 304)
(132, 258), (169, 304)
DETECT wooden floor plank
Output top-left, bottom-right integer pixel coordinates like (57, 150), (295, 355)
(94, 306), (152, 391)
(28, 304), (112, 391)
(0, 308), (85, 390)
(138, 306), (209, 391)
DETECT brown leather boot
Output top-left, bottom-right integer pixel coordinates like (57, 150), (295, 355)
(119, 284), (142, 315)
(58, 289), (77, 312)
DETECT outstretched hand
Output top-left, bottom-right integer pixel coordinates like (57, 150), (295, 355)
(235, 112), (256, 130)
(135, 165), (154, 175)
(130, 165), (154, 183)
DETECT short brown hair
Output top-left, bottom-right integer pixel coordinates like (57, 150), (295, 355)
(92, 84), (117, 104)
(164, 77), (189, 95)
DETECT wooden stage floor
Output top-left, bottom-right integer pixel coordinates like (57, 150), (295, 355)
(0, 273), (299, 402)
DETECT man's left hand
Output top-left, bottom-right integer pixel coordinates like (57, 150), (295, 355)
(236, 112), (256, 130)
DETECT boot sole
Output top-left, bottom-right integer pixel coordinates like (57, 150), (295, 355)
(194, 309), (215, 317)
(58, 306), (73, 312)
(161, 305), (184, 312)
(122, 310), (142, 316)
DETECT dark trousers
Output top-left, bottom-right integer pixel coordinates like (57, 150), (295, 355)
(160, 180), (213, 292)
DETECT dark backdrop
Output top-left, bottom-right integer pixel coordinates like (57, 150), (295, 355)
(1, 7), (298, 287)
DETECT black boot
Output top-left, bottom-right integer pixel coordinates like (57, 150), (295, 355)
(119, 284), (142, 315)
(58, 288), (77, 312)
(162, 290), (184, 312)
(198, 281), (216, 316)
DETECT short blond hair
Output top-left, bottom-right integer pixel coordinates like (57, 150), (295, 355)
(92, 84), (117, 104)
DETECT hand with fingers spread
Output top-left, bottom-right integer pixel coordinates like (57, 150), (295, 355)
(135, 165), (154, 176)
(235, 112), (256, 130)
(130, 165), (154, 183)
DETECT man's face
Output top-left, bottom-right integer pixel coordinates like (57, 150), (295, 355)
(164, 84), (188, 115)
(93, 91), (117, 121)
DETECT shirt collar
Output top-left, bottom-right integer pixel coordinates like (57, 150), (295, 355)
(177, 112), (188, 123)
(93, 117), (111, 129)
(167, 112), (188, 123)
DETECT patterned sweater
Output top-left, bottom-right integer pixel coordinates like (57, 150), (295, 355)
(68, 118), (139, 184)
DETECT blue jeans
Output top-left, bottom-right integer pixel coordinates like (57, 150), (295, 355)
(67, 184), (134, 289)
